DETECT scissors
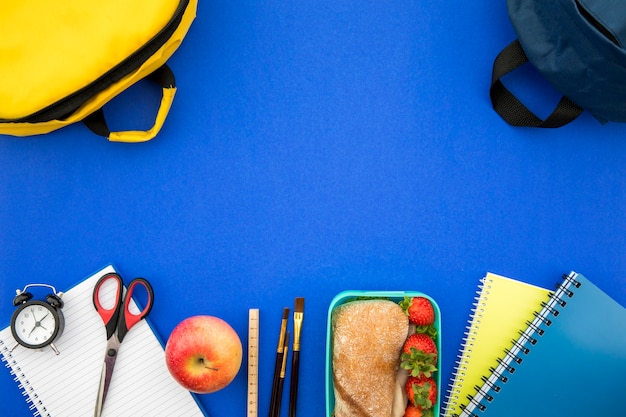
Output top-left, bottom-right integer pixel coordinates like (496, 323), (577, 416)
(92, 272), (154, 417)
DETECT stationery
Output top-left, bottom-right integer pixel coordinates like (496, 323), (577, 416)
(248, 308), (260, 417)
(0, 265), (207, 417)
(443, 272), (551, 417)
(289, 297), (304, 417)
(269, 307), (289, 417)
(459, 271), (626, 417)
(274, 331), (289, 417)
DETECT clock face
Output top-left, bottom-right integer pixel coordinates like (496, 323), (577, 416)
(11, 300), (62, 349)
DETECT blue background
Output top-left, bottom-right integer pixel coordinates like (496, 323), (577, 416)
(2, 1), (626, 416)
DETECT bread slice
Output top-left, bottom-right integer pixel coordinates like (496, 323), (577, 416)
(331, 299), (409, 417)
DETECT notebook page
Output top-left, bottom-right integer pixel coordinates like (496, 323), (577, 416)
(0, 266), (206, 417)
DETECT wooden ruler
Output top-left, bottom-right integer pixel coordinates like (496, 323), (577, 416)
(247, 308), (260, 417)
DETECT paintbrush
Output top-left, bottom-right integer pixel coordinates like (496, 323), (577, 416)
(274, 331), (289, 417)
(269, 307), (289, 417)
(288, 297), (304, 417)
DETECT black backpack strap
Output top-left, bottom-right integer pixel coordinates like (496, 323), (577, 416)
(490, 40), (584, 128)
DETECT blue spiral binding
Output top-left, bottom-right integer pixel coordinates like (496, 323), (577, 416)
(0, 338), (51, 417)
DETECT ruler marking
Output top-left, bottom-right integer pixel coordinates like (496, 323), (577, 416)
(248, 308), (260, 417)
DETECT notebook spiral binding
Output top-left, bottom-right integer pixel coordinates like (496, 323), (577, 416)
(443, 277), (491, 415)
(0, 339), (51, 417)
(456, 272), (581, 417)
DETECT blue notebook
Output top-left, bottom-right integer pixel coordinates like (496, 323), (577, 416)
(458, 271), (626, 417)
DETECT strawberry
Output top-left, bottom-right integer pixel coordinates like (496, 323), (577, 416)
(403, 404), (434, 417)
(399, 296), (435, 327)
(403, 333), (438, 359)
(405, 375), (437, 410)
(401, 333), (438, 377)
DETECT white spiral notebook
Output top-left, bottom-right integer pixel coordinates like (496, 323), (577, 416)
(0, 265), (207, 417)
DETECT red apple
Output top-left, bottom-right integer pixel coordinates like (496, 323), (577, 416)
(165, 315), (243, 394)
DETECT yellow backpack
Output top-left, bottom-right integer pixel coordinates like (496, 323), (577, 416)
(0, 0), (197, 142)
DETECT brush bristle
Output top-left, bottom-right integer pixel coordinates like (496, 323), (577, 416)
(283, 307), (290, 319)
(294, 297), (304, 313)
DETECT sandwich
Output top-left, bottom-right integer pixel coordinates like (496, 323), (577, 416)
(331, 299), (410, 417)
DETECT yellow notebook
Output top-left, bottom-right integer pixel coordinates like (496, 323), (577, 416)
(442, 272), (552, 417)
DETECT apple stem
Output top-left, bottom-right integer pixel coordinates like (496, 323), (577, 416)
(199, 357), (218, 371)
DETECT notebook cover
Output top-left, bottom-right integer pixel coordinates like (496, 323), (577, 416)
(443, 273), (551, 417)
(460, 272), (626, 417)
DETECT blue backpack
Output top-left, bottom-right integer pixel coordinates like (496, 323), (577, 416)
(491, 0), (626, 127)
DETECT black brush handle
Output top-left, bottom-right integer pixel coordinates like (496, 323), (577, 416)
(274, 375), (285, 417)
(269, 352), (283, 417)
(288, 350), (300, 417)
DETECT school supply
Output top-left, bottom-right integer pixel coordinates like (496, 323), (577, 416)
(92, 273), (154, 417)
(491, 0), (626, 127)
(289, 297), (305, 417)
(0, 0), (196, 142)
(269, 308), (290, 417)
(442, 273), (551, 417)
(459, 272), (626, 417)
(0, 265), (206, 417)
(248, 309), (260, 417)
(274, 332), (290, 417)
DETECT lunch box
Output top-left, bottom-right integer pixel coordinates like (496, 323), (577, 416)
(325, 290), (442, 417)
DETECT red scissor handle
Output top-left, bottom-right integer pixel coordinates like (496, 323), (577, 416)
(93, 273), (124, 340)
(117, 277), (154, 343)
(93, 273), (154, 342)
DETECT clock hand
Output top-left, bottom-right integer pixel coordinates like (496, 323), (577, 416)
(27, 312), (51, 335)
(39, 312), (50, 323)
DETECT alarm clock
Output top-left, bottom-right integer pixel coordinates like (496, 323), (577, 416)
(10, 284), (65, 355)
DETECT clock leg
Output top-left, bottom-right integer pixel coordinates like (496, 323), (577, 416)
(49, 343), (60, 355)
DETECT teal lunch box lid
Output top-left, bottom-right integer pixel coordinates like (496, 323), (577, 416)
(325, 290), (442, 417)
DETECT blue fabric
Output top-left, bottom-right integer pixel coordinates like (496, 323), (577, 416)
(507, 0), (626, 123)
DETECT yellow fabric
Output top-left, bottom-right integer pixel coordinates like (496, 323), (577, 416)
(0, 0), (197, 142)
(109, 87), (176, 143)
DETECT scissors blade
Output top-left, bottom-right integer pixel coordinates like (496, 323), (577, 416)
(94, 337), (120, 417)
